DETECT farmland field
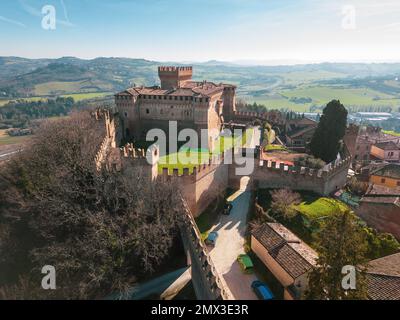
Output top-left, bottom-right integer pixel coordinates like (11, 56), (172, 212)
(0, 129), (31, 146)
(60, 92), (113, 101)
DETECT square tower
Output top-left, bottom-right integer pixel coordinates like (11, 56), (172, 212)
(158, 66), (193, 90)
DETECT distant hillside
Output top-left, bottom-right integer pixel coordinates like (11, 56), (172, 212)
(1, 57), (400, 112)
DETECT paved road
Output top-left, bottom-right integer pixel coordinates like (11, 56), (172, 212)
(208, 127), (261, 300)
(209, 189), (258, 300)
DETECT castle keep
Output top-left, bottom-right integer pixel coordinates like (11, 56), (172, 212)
(115, 66), (236, 150)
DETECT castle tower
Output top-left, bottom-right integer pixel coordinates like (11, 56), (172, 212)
(158, 66), (193, 90)
(223, 86), (237, 121)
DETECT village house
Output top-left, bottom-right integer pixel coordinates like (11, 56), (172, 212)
(251, 223), (318, 300)
(366, 253), (400, 300)
(369, 163), (400, 188)
(356, 184), (400, 240)
(370, 141), (400, 162)
(283, 117), (318, 152)
(354, 136), (373, 163)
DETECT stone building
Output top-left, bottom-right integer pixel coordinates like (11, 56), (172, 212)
(115, 66), (237, 150)
(251, 223), (318, 300)
(356, 184), (400, 240)
(283, 117), (318, 152)
(370, 141), (400, 162)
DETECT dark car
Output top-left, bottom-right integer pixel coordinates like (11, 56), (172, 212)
(251, 280), (274, 300)
(223, 203), (233, 215)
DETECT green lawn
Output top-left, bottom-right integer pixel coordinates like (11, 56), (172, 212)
(158, 128), (253, 174)
(383, 130), (400, 137)
(294, 197), (349, 220)
(264, 144), (287, 152)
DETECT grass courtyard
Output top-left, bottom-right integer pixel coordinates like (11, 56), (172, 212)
(158, 128), (253, 174)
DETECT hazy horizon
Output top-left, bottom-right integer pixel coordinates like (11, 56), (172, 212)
(3, 55), (400, 68)
(1, 0), (400, 63)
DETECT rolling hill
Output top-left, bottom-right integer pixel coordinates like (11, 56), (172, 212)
(1, 57), (400, 112)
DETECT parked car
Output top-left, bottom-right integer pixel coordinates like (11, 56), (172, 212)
(251, 280), (274, 300)
(205, 231), (219, 246)
(223, 203), (233, 215)
(237, 254), (254, 274)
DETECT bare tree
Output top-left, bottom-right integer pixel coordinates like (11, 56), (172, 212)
(270, 188), (302, 219)
(0, 111), (184, 299)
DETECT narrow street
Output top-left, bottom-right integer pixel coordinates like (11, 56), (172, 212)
(208, 127), (261, 300)
(208, 188), (258, 300)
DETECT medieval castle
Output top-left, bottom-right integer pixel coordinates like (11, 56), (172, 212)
(93, 66), (352, 217)
(115, 66), (237, 150)
(92, 67), (352, 300)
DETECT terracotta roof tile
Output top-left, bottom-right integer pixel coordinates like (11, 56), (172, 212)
(367, 273), (400, 300)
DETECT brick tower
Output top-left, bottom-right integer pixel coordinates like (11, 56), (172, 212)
(158, 66), (193, 89)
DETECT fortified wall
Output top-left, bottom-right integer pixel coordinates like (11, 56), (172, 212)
(229, 156), (351, 195)
(94, 109), (351, 216)
(160, 153), (229, 216)
(94, 109), (117, 171)
(180, 198), (233, 300)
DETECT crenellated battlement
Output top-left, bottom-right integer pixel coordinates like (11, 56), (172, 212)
(158, 66), (193, 72)
(256, 155), (352, 180)
(160, 152), (227, 181)
(158, 66), (193, 89)
(93, 109), (117, 171)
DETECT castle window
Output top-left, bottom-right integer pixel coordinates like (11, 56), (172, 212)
(200, 98), (203, 103)
(169, 96), (172, 100)
(185, 97), (188, 101)
(180, 96), (183, 101)
(174, 97), (178, 100)
(164, 96), (167, 100)
(146, 109), (150, 114)
(124, 112), (128, 118)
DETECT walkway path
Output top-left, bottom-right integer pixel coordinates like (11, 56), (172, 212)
(208, 127), (261, 300)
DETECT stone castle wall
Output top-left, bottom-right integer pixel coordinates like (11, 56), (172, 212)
(180, 198), (233, 300)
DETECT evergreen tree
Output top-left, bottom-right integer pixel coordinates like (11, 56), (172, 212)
(307, 210), (369, 300)
(310, 100), (348, 163)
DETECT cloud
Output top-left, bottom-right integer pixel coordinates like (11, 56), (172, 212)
(18, 0), (75, 27)
(0, 15), (26, 28)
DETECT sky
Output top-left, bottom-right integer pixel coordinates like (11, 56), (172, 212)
(0, 0), (400, 64)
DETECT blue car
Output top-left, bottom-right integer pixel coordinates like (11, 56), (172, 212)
(251, 280), (274, 300)
(205, 231), (219, 246)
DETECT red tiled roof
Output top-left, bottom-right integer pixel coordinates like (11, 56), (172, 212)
(116, 80), (228, 98)
(366, 253), (400, 300)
